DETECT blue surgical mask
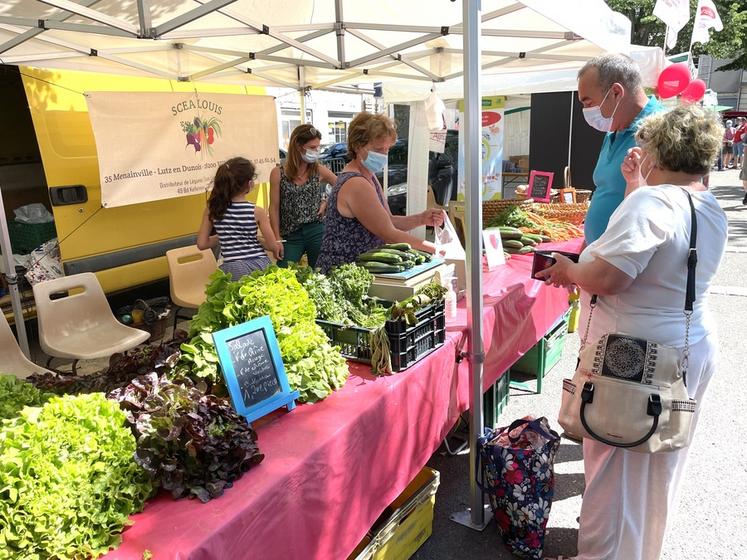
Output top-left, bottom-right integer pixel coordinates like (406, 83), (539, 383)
(583, 88), (621, 133)
(362, 150), (388, 174)
(301, 149), (319, 163)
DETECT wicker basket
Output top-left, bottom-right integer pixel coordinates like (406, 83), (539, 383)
(531, 202), (589, 226)
(575, 189), (592, 203)
(482, 199), (533, 225)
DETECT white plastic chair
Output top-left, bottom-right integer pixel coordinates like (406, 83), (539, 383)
(33, 272), (150, 373)
(0, 312), (54, 379)
(166, 245), (217, 331)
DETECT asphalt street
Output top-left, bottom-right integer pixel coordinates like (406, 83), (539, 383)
(413, 168), (747, 560)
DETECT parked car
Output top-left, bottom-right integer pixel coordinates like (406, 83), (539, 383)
(317, 132), (458, 216)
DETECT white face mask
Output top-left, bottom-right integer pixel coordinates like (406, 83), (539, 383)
(583, 87), (621, 132)
(638, 155), (654, 186)
(301, 149), (320, 163)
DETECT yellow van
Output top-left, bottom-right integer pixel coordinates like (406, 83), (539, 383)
(0, 64), (269, 297)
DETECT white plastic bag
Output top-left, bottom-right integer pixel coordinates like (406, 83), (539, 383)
(14, 203), (54, 224)
(434, 212), (466, 260)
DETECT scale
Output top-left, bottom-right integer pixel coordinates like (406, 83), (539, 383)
(368, 257), (447, 302)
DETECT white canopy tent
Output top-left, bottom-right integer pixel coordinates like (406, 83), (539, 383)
(0, 0), (662, 530)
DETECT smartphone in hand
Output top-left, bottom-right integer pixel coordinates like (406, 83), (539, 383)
(531, 250), (580, 280)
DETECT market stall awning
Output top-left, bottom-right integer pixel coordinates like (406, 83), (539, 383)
(0, 0), (648, 95)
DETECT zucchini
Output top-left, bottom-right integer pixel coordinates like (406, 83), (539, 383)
(519, 245), (535, 254)
(502, 239), (524, 249)
(413, 249), (433, 262)
(539, 235), (552, 243)
(520, 236), (538, 247)
(359, 261), (404, 273)
(504, 247), (522, 254)
(357, 252), (402, 264)
(376, 248), (411, 258)
(497, 226), (523, 240)
(521, 233), (543, 244)
(382, 243), (412, 251)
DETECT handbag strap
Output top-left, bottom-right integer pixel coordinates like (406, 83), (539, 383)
(582, 190), (698, 373)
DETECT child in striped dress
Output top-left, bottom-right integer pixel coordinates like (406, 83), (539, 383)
(197, 157), (283, 280)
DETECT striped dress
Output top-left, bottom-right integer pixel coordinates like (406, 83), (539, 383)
(213, 201), (270, 279)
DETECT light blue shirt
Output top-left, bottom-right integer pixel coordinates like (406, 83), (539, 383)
(584, 96), (664, 244)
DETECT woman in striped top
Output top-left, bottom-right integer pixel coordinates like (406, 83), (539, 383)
(197, 157), (282, 280)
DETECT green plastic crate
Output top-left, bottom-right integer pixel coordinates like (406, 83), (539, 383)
(8, 219), (56, 254)
(483, 372), (510, 429)
(510, 311), (570, 394)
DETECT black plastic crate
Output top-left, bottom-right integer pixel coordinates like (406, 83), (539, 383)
(318, 301), (446, 373)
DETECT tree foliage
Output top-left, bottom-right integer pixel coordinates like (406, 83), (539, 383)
(606, 0), (747, 71)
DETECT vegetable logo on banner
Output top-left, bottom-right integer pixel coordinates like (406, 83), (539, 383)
(456, 96), (505, 201)
(86, 92), (278, 208)
(181, 116), (222, 156)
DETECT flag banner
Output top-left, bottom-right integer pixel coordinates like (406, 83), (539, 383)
(691, 0), (723, 46)
(653, 0), (690, 48)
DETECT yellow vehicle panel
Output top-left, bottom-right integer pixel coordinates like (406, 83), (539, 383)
(21, 66), (267, 293)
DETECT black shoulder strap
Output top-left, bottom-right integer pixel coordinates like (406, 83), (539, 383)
(588, 190), (698, 313)
(685, 191), (698, 313)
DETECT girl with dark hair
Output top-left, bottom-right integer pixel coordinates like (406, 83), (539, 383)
(269, 123), (337, 268)
(197, 156), (282, 280)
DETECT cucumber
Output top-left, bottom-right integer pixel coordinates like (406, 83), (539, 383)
(504, 247), (522, 254)
(413, 249), (433, 262)
(502, 239), (524, 249)
(519, 245), (535, 254)
(357, 252), (402, 264)
(520, 236), (538, 247)
(521, 233), (543, 244)
(382, 243), (412, 251)
(497, 226), (523, 240)
(539, 235), (552, 243)
(359, 261), (404, 273)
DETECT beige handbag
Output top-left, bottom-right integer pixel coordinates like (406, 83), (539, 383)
(558, 191), (699, 453)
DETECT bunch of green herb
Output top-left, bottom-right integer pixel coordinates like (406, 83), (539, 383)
(177, 267), (349, 403)
(0, 374), (52, 420)
(110, 373), (263, 503)
(389, 282), (448, 325)
(296, 264), (387, 329)
(0, 393), (152, 559)
(486, 205), (534, 228)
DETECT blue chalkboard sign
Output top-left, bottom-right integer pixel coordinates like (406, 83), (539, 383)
(212, 316), (299, 423)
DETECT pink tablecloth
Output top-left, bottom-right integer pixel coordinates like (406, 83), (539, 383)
(106, 240), (580, 560)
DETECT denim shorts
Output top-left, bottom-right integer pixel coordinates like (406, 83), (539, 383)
(733, 141), (744, 157)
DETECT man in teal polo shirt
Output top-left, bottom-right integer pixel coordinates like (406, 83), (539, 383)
(577, 54), (663, 243)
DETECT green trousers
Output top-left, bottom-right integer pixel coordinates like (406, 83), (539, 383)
(278, 221), (325, 268)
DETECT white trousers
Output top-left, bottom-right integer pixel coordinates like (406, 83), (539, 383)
(575, 334), (717, 560)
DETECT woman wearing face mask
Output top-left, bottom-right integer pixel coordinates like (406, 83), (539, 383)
(316, 112), (443, 274)
(537, 105), (727, 560)
(269, 124), (337, 268)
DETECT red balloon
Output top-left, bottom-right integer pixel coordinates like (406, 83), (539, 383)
(657, 63), (691, 99)
(680, 79), (706, 103)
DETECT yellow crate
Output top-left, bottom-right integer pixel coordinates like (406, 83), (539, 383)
(352, 468), (440, 560)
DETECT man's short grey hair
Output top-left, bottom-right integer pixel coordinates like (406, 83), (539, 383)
(578, 54), (642, 93)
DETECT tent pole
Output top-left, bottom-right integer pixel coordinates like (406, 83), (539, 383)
(0, 185), (31, 358)
(567, 90), (574, 185)
(298, 66), (307, 123)
(451, 0), (489, 532)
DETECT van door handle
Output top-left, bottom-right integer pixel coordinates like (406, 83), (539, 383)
(49, 185), (88, 206)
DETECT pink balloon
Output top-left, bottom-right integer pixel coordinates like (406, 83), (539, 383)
(680, 79), (706, 103)
(657, 63), (691, 99)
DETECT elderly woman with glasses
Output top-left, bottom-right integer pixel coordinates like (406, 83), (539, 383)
(269, 124), (338, 268)
(538, 105), (728, 560)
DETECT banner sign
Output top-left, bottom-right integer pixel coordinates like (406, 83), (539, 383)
(86, 92), (278, 208)
(456, 96), (505, 201)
